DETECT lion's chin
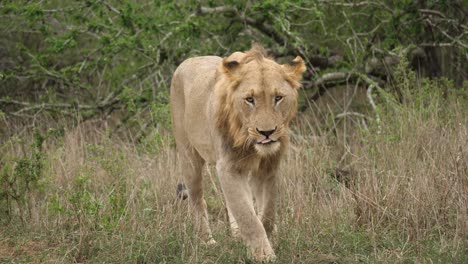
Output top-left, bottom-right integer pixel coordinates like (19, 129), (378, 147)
(254, 141), (281, 156)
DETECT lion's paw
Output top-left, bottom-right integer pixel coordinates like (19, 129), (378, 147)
(254, 252), (276, 263)
(203, 238), (217, 246)
(251, 245), (276, 262)
(230, 227), (240, 239)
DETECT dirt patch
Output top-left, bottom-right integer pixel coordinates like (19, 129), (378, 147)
(0, 239), (52, 262)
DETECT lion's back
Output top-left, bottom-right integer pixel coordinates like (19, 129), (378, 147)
(170, 56), (222, 162)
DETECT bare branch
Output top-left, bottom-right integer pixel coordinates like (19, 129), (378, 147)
(318, 1), (373, 7)
(419, 42), (457, 47)
(303, 72), (354, 104)
(0, 98), (120, 117)
(299, 72), (354, 112)
(314, 72), (349, 87)
(241, 16), (289, 46)
(317, 0), (394, 13)
(196, 5), (309, 61)
(300, 70), (386, 112)
(198, 6), (238, 15)
(419, 9), (446, 18)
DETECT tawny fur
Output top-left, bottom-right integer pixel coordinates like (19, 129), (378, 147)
(170, 44), (305, 262)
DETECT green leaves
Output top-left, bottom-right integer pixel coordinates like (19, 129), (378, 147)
(0, 129), (50, 222)
(46, 30), (78, 53)
(1, 0), (465, 141)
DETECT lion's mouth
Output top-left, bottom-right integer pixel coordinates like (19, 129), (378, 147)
(254, 138), (281, 156)
(257, 138), (277, 145)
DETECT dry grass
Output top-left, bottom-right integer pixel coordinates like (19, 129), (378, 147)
(1, 86), (467, 263)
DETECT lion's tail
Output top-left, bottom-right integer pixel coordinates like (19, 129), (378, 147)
(176, 183), (188, 200)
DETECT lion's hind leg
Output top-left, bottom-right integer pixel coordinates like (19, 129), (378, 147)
(178, 147), (215, 244)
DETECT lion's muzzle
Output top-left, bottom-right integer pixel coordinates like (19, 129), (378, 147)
(256, 127), (277, 145)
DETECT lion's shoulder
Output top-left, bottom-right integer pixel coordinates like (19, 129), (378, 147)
(172, 56), (222, 95)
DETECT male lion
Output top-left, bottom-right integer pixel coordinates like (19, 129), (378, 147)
(170, 44), (305, 261)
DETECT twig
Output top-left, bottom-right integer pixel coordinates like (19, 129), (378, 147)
(419, 9), (446, 18)
(423, 18), (468, 49)
(100, 0), (121, 14)
(419, 42), (456, 47)
(312, 72), (350, 87)
(198, 6), (237, 14)
(366, 84), (381, 134)
(335, 111), (368, 120)
(318, 1), (372, 7)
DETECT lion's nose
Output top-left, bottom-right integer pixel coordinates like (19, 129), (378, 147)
(256, 127), (276, 138)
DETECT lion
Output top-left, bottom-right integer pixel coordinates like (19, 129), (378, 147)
(170, 44), (305, 261)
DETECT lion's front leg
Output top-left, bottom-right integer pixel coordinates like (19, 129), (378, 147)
(252, 158), (280, 238)
(227, 181), (255, 238)
(252, 175), (277, 237)
(217, 161), (276, 262)
(227, 201), (240, 238)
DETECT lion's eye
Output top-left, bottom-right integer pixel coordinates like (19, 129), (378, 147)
(245, 97), (255, 104)
(275, 95), (283, 103)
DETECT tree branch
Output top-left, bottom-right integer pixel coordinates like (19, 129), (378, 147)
(197, 6), (237, 15)
(299, 71), (385, 111)
(196, 5), (329, 68)
(0, 98), (121, 117)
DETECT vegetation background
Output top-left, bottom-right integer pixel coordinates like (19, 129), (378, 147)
(0, 0), (467, 263)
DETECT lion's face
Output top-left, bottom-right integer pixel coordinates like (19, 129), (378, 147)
(215, 46), (305, 156)
(232, 62), (298, 156)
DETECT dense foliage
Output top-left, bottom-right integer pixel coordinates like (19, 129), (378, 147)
(0, 0), (466, 137)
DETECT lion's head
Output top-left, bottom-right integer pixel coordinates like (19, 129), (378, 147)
(215, 45), (306, 156)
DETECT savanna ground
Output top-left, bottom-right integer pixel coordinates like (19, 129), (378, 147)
(1, 1), (467, 263)
(1, 79), (467, 263)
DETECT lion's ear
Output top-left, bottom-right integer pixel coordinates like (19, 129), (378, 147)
(220, 52), (245, 78)
(283, 56), (306, 84)
(221, 58), (240, 75)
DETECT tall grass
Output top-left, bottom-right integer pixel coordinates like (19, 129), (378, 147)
(1, 81), (467, 263)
